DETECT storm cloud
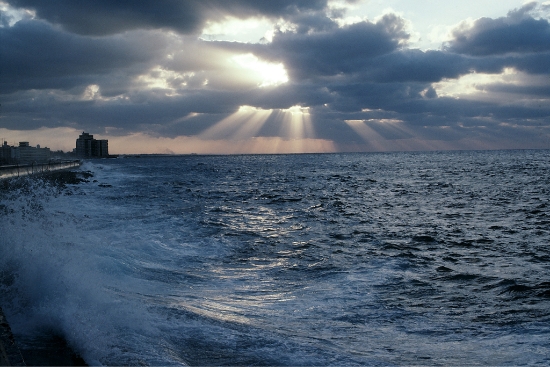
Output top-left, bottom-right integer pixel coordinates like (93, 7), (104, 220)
(1, 0), (549, 153)
(6, 0), (330, 35)
(447, 2), (550, 55)
(267, 13), (410, 80)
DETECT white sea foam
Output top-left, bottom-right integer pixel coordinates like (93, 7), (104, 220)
(0, 176), (182, 365)
(1, 151), (549, 366)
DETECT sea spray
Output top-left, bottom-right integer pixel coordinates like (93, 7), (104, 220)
(1, 151), (549, 366)
(0, 175), (177, 366)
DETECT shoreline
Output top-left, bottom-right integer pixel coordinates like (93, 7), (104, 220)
(0, 161), (81, 181)
(1, 166), (91, 366)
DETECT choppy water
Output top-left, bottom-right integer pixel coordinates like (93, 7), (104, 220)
(1, 150), (549, 366)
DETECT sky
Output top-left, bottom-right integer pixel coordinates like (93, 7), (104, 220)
(1, 0), (549, 154)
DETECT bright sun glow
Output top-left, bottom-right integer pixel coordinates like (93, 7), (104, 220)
(283, 105), (310, 115)
(203, 17), (263, 36)
(201, 17), (274, 43)
(231, 54), (289, 87)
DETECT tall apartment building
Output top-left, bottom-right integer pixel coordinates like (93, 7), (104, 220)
(76, 132), (109, 158)
(93, 139), (109, 157)
(75, 132), (94, 158)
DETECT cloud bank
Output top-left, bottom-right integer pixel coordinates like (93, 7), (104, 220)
(1, 0), (549, 153)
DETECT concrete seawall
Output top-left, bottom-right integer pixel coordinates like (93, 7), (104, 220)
(1, 160), (87, 366)
(0, 161), (81, 181)
(0, 307), (25, 366)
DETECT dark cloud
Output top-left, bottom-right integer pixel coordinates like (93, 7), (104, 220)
(508, 52), (550, 74)
(283, 11), (338, 34)
(353, 48), (550, 83)
(447, 2), (550, 55)
(0, 19), (163, 94)
(357, 50), (472, 83)
(268, 13), (409, 80)
(479, 83), (550, 97)
(0, 87), (250, 132)
(1, 1), (549, 151)
(6, 0), (329, 35)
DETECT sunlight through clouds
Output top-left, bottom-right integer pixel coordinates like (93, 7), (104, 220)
(433, 68), (518, 98)
(231, 54), (289, 87)
(280, 105), (314, 141)
(0, 1), (35, 26)
(2, 0), (550, 153)
(433, 67), (550, 104)
(82, 84), (100, 100)
(80, 84), (126, 102)
(198, 104), (320, 153)
(199, 105), (274, 140)
(345, 119), (391, 151)
(201, 16), (273, 43)
(135, 67), (201, 95)
(343, 118), (457, 151)
(342, 117), (524, 152)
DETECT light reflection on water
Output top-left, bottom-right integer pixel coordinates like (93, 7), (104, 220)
(1, 151), (549, 366)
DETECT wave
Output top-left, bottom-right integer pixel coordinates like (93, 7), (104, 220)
(0, 171), (182, 366)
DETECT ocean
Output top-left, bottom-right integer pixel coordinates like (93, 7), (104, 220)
(1, 150), (549, 366)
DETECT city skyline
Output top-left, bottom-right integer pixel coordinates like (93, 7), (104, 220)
(1, 0), (549, 154)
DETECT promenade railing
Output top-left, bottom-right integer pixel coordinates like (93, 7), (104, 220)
(0, 160), (81, 180)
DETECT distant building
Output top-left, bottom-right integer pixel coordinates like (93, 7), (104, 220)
(1, 142), (14, 165)
(93, 139), (109, 157)
(16, 142), (51, 163)
(0, 141), (51, 164)
(76, 132), (94, 158)
(0, 141), (15, 165)
(76, 132), (109, 158)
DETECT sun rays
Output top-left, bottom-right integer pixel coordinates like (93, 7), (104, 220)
(200, 105), (273, 140)
(343, 117), (506, 152)
(344, 119), (393, 151)
(200, 105), (314, 141)
(344, 118), (452, 151)
(280, 105), (313, 140)
(197, 104), (333, 153)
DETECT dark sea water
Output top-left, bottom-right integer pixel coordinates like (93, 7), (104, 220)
(1, 150), (549, 366)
